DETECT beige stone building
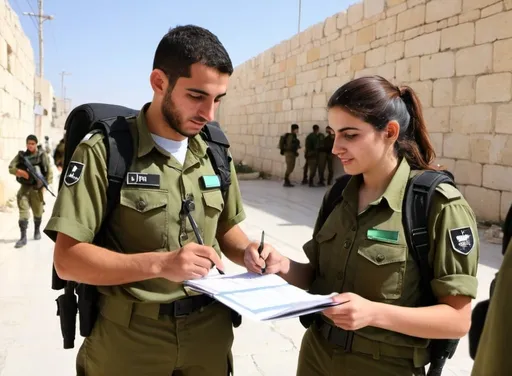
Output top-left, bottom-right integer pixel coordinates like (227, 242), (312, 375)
(219, 0), (512, 223)
(0, 0), (37, 206)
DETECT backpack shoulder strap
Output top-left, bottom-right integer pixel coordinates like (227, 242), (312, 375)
(318, 174), (352, 228)
(503, 203), (512, 255)
(91, 116), (134, 244)
(200, 122), (232, 198)
(402, 170), (456, 291)
(402, 169), (460, 363)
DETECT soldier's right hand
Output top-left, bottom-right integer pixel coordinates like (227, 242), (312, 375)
(160, 243), (224, 282)
(15, 169), (29, 179)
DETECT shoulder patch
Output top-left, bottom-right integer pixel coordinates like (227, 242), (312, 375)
(436, 183), (461, 200)
(64, 161), (85, 186)
(449, 226), (475, 255)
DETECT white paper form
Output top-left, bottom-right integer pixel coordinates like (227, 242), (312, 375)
(184, 272), (341, 322)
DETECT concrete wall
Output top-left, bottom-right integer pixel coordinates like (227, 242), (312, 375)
(219, 0), (512, 223)
(0, 0), (36, 206)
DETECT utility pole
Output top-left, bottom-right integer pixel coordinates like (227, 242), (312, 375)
(298, 0), (302, 34)
(60, 71), (71, 114)
(23, 0), (54, 138)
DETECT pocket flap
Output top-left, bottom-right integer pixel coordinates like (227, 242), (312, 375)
(315, 227), (337, 243)
(120, 189), (167, 213)
(202, 190), (224, 212)
(357, 240), (407, 266)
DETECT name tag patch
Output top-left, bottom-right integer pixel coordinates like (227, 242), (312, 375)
(64, 162), (85, 186)
(126, 172), (160, 188)
(367, 228), (399, 244)
(200, 175), (221, 189)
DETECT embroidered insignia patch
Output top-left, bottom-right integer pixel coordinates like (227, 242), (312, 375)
(64, 162), (85, 186)
(449, 227), (475, 255)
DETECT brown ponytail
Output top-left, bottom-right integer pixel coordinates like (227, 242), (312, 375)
(397, 86), (436, 170)
(327, 76), (437, 171)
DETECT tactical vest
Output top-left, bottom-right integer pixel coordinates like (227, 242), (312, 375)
(16, 149), (47, 186)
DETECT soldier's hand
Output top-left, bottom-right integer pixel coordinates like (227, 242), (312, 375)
(15, 169), (29, 179)
(160, 243), (224, 282)
(244, 242), (285, 275)
(322, 293), (377, 331)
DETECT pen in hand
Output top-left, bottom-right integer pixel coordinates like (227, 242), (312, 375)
(258, 230), (265, 274)
(183, 199), (225, 275)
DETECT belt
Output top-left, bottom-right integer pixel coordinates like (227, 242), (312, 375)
(314, 319), (427, 363)
(158, 294), (216, 318)
(315, 319), (354, 351)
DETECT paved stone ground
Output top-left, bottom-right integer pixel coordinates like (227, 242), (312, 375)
(0, 177), (503, 376)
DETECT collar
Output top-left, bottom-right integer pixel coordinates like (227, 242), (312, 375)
(136, 102), (208, 159)
(342, 158), (411, 213)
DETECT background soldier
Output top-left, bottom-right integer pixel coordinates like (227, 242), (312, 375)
(8, 134), (53, 248)
(305, 124), (320, 187)
(323, 126), (335, 185)
(53, 136), (65, 171)
(282, 123), (301, 187)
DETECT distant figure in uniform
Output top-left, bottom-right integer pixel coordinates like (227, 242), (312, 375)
(305, 124), (320, 187)
(323, 125), (335, 185)
(282, 123), (301, 187)
(44, 135), (52, 155)
(316, 128), (328, 186)
(44, 25), (277, 376)
(8, 134), (53, 248)
(53, 137), (65, 171)
(246, 75), (479, 376)
(471, 203), (512, 376)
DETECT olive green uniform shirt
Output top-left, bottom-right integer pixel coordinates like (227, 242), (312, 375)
(44, 104), (246, 304)
(471, 239), (512, 376)
(8, 148), (53, 186)
(304, 158), (479, 349)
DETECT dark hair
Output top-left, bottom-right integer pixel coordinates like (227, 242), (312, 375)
(327, 75), (435, 170)
(313, 124), (319, 131)
(153, 25), (233, 88)
(26, 134), (38, 143)
(291, 123), (299, 131)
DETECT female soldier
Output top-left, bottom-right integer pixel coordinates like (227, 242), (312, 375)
(245, 75), (479, 375)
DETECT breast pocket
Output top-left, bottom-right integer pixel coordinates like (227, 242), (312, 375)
(354, 239), (407, 301)
(314, 227), (338, 279)
(201, 190), (225, 242)
(119, 189), (168, 250)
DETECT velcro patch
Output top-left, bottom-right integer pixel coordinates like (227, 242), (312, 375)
(126, 172), (160, 188)
(449, 227), (475, 255)
(64, 162), (84, 186)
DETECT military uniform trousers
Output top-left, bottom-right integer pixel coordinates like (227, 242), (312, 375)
(284, 151), (297, 179)
(17, 184), (44, 220)
(297, 322), (428, 376)
(76, 295), (235, 376)
(317, 152), (328, 184)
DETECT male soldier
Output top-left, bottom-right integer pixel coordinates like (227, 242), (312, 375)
(53, 136), (65, 171)
(323, 125), (335, 185)
(305, 124), (320, 187)
(8, 134), (53, 248)
(44, 25), (276, 376)
(282, 123), (301, 187)
(471, 203), (512, 375)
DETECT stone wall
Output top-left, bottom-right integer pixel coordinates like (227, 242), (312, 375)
(218, 0), (512, 223)
(0, 0), (36, 206)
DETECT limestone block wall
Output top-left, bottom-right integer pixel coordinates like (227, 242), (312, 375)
(0, 0), (36, 205)
(218, 0), (512, 223)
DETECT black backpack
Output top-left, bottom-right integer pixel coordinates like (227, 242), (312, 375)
(300, 169), (459, 375)
(51, 103), (233, 349)
(468, 203), (512, 359)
